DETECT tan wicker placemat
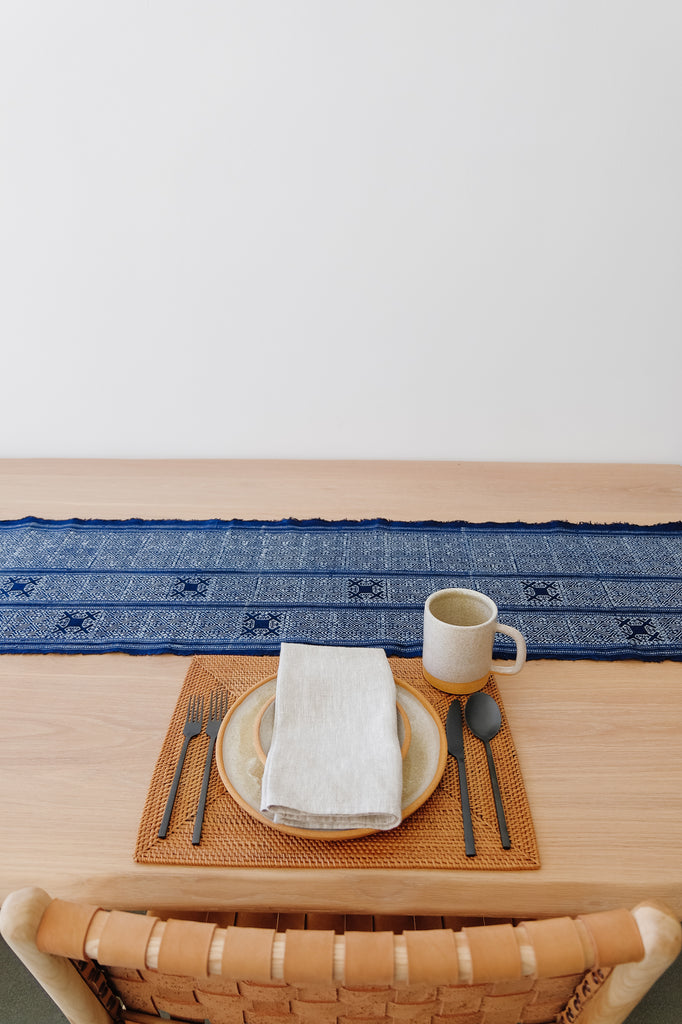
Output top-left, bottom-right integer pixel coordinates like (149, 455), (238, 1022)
(134, 655), (540, 870)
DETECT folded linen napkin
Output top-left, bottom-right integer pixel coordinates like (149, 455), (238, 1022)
(260, 642), (403, 830)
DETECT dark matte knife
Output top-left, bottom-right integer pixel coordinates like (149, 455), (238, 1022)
(445, 699), (476, 857)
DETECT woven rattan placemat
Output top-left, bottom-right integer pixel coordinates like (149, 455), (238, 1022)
(134, 655), (540, 870)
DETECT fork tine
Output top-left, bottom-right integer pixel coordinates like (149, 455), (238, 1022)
(192, 688), (228, 846)
(205, 689), (226, 723)
(213, 689), (225, 722)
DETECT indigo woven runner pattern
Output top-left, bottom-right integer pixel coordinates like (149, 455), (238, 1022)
(0, 517), (680, 659)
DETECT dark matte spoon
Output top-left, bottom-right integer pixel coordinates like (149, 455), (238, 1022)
(465, 691), (511, 849)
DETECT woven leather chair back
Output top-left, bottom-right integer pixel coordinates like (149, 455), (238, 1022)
(2, 889), (680, 1024)
(38, 905), (636, 1024)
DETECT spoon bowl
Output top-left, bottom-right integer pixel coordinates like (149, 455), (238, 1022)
(465, 691), (511, 849)
(465, 691), (502, 742)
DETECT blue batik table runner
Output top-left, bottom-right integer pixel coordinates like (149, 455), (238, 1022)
(0, 517), (679, 659)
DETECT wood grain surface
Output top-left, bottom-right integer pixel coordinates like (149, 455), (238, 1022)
(0, 459), (680, 917)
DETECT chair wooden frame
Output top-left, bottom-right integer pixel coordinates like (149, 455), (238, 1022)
(1, 887), (679, 1024)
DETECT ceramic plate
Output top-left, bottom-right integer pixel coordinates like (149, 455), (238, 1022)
(215, 674), (447, 841)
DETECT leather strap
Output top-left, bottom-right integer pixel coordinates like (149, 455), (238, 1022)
(404, 928), (459, 984)
(578, 909), (645, 968)
(520, 917), (590, 977)
(222, 926), (275, 982)
(283, 929), (335, 984)
(157, 918), (216, 978)
(345, 931), (394, 985)
(463, 923), (522, 984)
(36, 899), (101, 960)
(97, 910), (159, 969)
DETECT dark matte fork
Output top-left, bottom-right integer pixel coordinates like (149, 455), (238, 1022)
(158, 694), (204, 838)
(192, 689), (229, 845)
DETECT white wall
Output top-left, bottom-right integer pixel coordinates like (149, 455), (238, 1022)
(1, 2), (680, 462)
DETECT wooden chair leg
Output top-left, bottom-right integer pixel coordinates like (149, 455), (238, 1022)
(575, 902), (681, 1024)
(0, 887), (114, 1024)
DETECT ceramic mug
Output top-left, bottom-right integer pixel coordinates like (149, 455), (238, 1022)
(422, 588), (526, 694)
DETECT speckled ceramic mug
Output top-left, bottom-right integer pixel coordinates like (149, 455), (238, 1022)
(422, 588), (526, 694)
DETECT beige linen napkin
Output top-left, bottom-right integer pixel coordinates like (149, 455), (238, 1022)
(260, 642), (403, 830)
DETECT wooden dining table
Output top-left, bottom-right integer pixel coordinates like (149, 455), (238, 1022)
(0, 459), (680, 920)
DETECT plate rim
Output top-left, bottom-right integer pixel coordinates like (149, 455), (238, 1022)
(215, 672), (447, 841)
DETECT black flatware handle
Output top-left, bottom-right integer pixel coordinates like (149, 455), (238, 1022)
(456, 756), (477, 857)
(484, 740), (511, 849)
(192, 735), (217, 845)
(158, 735), (191, 839)
(445, 699), (477, 857)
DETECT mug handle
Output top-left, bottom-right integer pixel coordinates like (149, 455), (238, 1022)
(492, 624), (526, 675)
